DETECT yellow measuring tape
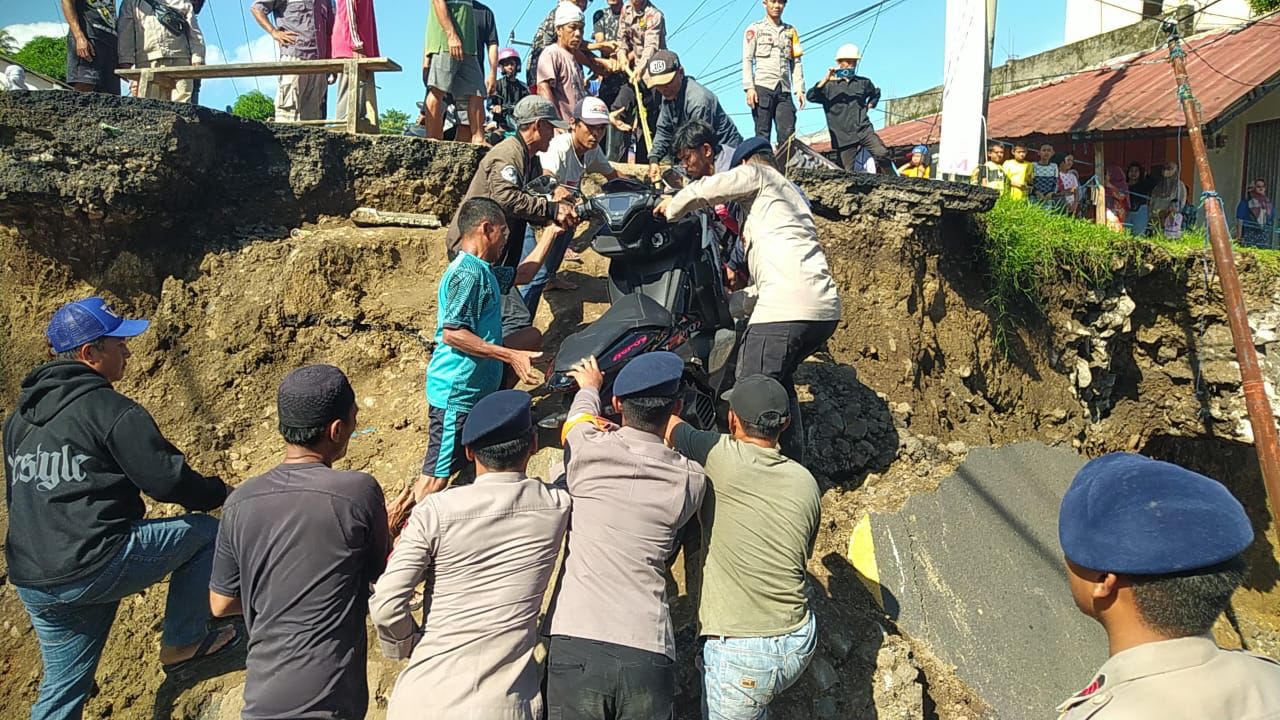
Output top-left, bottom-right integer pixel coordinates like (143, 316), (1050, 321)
(631, 70), (654, 159)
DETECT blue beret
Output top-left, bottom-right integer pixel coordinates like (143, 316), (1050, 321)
(1058, 453), (1253, 575)
(731, 137), (773, 168)
(613, 352), (684, 399)
(461, 390), (533, 447)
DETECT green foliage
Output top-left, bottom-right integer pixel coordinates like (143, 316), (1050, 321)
(1248, 0), (1280, 15)
(980, 198), (1279, 347)
(980, 196), (1128, 327)
(14, 36), (67, 82)
(379, 108), (410, 135)
(231, 90), (275, 122)
(0, 29), (18, 56)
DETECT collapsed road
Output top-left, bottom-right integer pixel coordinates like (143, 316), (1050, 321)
(2, 92), (1279, 719)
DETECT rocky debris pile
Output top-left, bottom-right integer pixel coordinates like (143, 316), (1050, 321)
(1052, 284), (1137, 421)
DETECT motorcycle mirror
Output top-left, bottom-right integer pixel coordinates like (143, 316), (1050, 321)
(525, 175), (559, 195)
(661, 167), (687, 191)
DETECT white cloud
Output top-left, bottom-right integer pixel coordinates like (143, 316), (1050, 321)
(3, 22), (71, 49)
(200, 34), (283, 108)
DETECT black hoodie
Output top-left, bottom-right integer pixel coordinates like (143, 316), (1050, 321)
(4, 361), (229, 588)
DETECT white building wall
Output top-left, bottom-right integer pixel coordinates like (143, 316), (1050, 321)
(1200, 90), (1280, 217)
(1064, 0), (1255, 44)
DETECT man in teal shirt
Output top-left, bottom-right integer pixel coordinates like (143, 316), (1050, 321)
(425, 0), (484, 142)
(387, 198), (557, 529)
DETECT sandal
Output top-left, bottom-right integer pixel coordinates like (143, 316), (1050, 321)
(162, 625), (244, 673)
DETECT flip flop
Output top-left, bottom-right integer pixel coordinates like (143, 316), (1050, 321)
(162, 624), (245, 674)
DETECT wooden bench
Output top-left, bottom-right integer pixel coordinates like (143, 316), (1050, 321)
(116, 57), (402, 134)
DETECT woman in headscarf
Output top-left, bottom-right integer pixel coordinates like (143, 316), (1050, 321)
(1149, 162), (1188, 239)
(1103, 165), (1129, 232)
(1236, 178), (1275, 248)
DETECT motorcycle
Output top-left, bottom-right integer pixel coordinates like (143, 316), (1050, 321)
(529, 172), (740, 432)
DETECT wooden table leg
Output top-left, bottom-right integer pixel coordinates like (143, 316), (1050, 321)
(137, 69), (153, 99)
(345, 60), (359, 135)
(360, 69), (377, 133)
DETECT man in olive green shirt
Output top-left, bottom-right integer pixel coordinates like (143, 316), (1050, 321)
(664, 374), (821, 719)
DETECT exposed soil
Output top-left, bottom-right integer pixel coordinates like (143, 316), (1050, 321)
(2, 92), (1278, 719)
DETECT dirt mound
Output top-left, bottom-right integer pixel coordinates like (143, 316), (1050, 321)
(2, 92), (1279, 719)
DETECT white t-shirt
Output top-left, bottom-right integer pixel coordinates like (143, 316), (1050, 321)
(539, 132), (614, 188)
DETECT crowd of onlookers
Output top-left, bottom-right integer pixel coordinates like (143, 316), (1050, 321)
(963, 139), (1276, 247)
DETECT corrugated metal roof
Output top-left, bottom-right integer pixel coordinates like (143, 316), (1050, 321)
(839, 19), (1280, 151)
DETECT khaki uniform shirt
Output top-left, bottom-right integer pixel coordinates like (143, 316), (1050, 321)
(1057, 635), (1280, 719)
(118, 0), (206, 64)
(742, 19), (804, 93)
(666, 163), (841, 325)
(616, 2), (666, 75)
(369, 472), (571, 720)
(544, 387), (705, 658)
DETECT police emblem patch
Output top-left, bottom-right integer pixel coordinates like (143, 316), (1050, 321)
(501, 165), (519, 185)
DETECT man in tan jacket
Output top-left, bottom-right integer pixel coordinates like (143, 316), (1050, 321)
(370, 390), (570, 720)
(656, 138), (840, 464)
(118, 0), (205, 102)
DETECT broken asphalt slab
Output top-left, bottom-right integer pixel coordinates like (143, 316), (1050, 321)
(851, 442), (1108, 719)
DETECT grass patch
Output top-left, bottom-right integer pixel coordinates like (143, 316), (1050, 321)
(980, 197), (1130, 324)
(979, 197), (1280, 345)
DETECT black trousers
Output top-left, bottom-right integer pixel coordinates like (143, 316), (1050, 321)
(752, 85), (797, 163)
(546, 635), (675, 720)
(736, 320), (839, 463)
(837, 131), (893, 174)
(611, 83), (661, 164)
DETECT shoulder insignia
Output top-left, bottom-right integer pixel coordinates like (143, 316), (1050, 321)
(746, 28), (756, 43)
(500, 164), (519, 185)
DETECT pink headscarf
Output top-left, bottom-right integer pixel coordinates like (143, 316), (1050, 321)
(1249, 182), (1273, 219)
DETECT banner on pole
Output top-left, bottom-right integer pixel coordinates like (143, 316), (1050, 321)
(937, 0), (988, 179)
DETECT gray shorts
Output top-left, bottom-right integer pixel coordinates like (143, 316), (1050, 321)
(427, 52), (484, 98)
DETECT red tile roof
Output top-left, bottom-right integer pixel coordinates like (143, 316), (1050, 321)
(830, 19), (1280, 152)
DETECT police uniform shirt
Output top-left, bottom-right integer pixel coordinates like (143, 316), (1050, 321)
(1057, 635), (1280, 719)
(616, 2), (666, 75)
(742, 19), (804, 93)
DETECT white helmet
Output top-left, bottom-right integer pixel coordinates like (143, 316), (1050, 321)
(836, 43), (862, 61)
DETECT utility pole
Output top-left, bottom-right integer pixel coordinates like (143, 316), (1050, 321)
(1165, 22), (1280, 528)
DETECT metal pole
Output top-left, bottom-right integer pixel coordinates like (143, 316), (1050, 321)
(1166, 26), (1280, 527)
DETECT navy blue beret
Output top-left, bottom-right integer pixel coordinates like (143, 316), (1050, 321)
(613, 352), (684, 399)
(731, 137), (773, 168)
(1058, 452), (1253, 575)
(461, 390), (533, 447)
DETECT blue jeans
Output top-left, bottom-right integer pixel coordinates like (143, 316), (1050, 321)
(517, 225), (572, 315)
(16, 514), (221, 720)
(701, 612), (817, 720)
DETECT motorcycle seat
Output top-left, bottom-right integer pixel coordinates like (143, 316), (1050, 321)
(554, 293), (673, 371)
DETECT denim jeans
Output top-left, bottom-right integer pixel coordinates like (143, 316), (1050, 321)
(701, 612), (817, 720)
(16, 514), (221, 720)
(518, 225), (572, 316)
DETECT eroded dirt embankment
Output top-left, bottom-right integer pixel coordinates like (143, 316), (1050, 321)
(2, 91), (1278, 719)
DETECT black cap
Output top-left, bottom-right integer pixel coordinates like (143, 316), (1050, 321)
(722, 375), (790, 424)
(645, 49), (682, 87)
(461, 390), (534, 447)
(278, 365), (356, 428)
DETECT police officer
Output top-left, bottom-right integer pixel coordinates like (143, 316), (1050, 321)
(743, 0), (805, 162)
(1056, 453), (1280, 719)
(544, 352), (706, 719)
(371, 390), (571, 720)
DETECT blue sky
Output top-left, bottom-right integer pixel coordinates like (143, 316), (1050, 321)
(3, 0), (1067, 136)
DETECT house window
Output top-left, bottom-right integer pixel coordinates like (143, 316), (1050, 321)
(1142, 1), (1163, 19)
(1244, 118), (1280, 201)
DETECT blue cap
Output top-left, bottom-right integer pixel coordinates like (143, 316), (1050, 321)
(46, 297), (151, 354)
(461, 390), (534, 447)
(1058, 453), (1254, 575)
(613, 352), (683, 399)
(912, 144), (929, 155)
(731, 137), (773, 168)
